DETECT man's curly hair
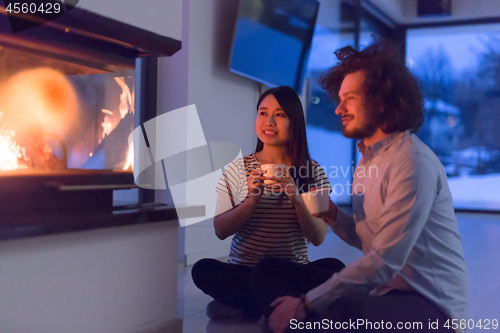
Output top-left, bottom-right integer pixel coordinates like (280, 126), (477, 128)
(320, 39), (424, 133)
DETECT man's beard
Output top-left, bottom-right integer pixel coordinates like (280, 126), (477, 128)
(342, 112), (380, 140)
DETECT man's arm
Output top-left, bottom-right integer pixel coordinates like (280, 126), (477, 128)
(307, 153), (438, 313)
(329, 205), (363, 250)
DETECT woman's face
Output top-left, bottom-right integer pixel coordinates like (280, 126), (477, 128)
(256, 94), (291, 147)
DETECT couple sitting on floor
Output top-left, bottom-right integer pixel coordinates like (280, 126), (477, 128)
(192, 40), (468, 333)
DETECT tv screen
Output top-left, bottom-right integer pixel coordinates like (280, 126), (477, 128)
(229, 0), (319, 92)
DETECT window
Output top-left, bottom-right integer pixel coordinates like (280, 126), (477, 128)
(407, 24), (500, 210)
(305, 2), (356, 204)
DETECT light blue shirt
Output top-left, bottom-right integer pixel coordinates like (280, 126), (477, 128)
(307, 131), (469, 322)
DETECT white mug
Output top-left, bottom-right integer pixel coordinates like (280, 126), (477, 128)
(301, 188), (330, 214)
(260, 164), (286, 184)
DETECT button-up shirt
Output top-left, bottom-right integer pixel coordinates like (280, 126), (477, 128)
(307, 131), (469, 322)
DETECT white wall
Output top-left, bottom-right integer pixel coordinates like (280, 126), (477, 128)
(156, 0), (260, 265)
(78, 0), (182, 41)
(186, 0), (259, 152)
(0, 222), (180, 333)
(184, 0), (259, 265)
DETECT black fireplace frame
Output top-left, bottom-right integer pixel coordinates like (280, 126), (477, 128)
(0, 2), (181, 71)
(0, 2), (202, 240)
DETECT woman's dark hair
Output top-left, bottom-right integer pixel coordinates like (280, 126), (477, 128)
(255, 86), (314, 192)
(320, 38), (424, 133)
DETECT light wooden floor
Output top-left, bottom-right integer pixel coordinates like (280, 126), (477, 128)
(178, 212), (500, 332)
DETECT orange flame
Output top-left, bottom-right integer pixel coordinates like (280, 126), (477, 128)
(99, 76), (135, 170)
(123, 142), (134, 170)
(119, 76), (134, 170)
(0, 112), (29, 171)
(115, 77), (133, 119)
(0, 68), (78, 171)
(0, 70), (135, 171)
(0, 68), (79, 139)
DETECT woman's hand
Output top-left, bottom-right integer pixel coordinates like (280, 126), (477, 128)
(267, 167), (301, 203)
(213, 167), (267, 240)
(247, 168), (267, 201)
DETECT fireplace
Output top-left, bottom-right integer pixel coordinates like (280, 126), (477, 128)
(0, 3), (192, 239)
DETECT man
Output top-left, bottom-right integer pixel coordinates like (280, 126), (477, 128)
(250, 40), (468, 332)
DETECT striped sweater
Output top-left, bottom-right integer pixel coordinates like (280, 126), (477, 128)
(216, 153), (331, 266)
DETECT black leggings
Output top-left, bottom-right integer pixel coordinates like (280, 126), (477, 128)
(191, 257), (345, 320)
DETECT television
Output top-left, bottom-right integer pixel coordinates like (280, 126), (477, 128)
(229, 0), (319, 92)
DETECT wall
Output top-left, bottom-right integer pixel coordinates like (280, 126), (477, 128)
(0, 222), (180, 333)
(78, 0), (182, 41)
(156, 0), (260, 265)
(184, 0), (259, 265)
(186, 0), (258, 153)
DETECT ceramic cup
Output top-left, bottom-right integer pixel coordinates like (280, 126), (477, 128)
(260, 164), (286, 184)
(301, 188), (330, 214)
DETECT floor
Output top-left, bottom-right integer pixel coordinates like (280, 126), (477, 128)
(177, 213), (500, 332)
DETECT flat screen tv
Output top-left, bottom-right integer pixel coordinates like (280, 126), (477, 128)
(229, 0), (319, 92)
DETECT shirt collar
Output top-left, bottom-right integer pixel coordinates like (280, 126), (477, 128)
(357, 131), (408, 160)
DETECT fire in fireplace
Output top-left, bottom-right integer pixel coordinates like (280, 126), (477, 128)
(0, 2), (182, 235)
(0, 66), (135, 172)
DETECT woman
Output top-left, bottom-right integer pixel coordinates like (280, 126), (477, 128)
(191, 86), (344, 320)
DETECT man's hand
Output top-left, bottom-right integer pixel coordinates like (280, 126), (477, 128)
(269, 296), (306, 333)
(313, 198), (338, 223)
